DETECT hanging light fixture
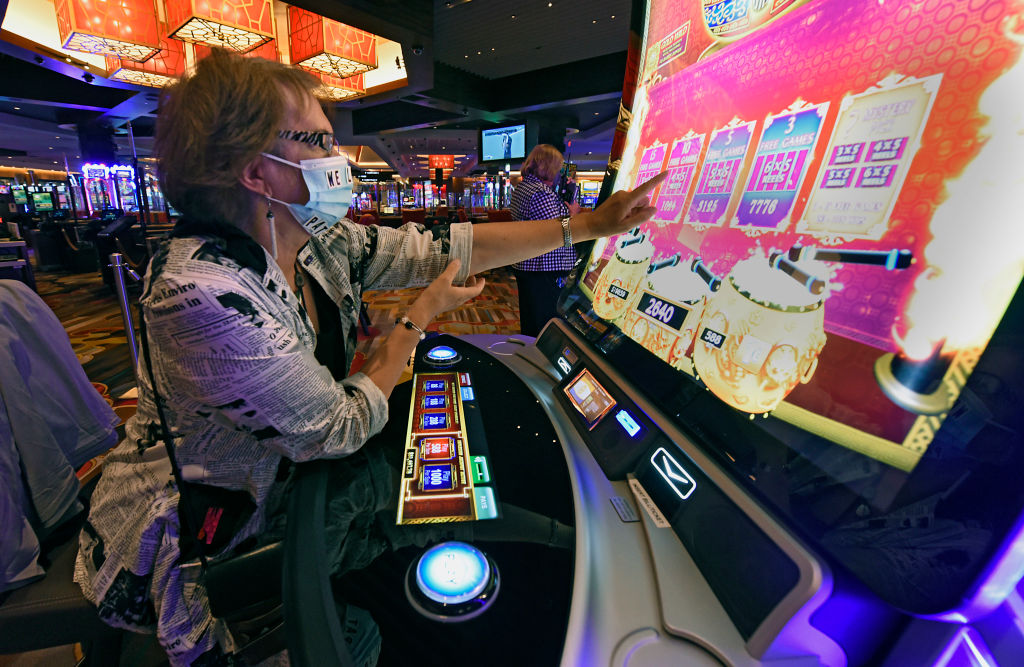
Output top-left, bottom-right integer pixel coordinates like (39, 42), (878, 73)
(164, 0), (274, 52)
(54, 0), (162, 61)
(313, 72), (365, 101)
(288, 6), (377, 79)
(105, 31), (186, 88)
(194, 38), (277, 62)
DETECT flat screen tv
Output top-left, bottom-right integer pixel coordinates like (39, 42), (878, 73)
(31, 192), (54, 211)
(480, 123), (526, 162)
(559, 0), (1024, 618)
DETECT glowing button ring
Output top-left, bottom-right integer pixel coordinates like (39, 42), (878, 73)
(405, 541), (500, 622)
(423, 345), (462, 367)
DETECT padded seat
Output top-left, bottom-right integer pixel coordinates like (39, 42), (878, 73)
(486, 209), (514, 222)
(0, 533), (120, 655)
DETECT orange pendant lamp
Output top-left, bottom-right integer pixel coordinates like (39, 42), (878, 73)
(288, 6), (377, 79)
(55, 0), (162, 61)
(105, 31), (186, 87)
(193, 38), (278, 62)
(165, 0), (274, 52)
(314, 72), (365, 101)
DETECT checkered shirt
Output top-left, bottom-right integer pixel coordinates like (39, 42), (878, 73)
(510, 174), (577, 272)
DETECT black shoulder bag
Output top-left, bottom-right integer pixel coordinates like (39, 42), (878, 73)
(138, 308), (286, 665)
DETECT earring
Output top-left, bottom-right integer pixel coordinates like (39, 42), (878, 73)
(266, 199), (278, 259)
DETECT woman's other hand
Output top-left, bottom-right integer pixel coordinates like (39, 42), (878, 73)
(409, 259), (486, 325)
(577, 171), (667, 240)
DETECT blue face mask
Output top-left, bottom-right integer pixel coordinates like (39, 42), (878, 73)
(262, 153), (352, 235)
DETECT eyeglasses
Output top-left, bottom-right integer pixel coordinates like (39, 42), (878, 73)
(277, 129), (338, 154)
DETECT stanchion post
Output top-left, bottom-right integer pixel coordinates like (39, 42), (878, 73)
(109, 252), (140, 373)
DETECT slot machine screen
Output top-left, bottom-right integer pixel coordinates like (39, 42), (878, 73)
(30, 192), (53, 211)
(561, 0), (1024, 615)
(396, 372), (501, 525)
(12, 189), (27, 205)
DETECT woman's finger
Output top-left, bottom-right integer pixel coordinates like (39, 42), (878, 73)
(621, 205), (658, 228)
(628, 171), (667, 205)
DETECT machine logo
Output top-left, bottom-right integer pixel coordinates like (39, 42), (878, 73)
(651, 447), (696, 500)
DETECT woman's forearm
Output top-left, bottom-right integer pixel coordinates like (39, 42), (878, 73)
(467, 172), (667, 275)
(468, 214), (587, 274)
(360, 300), (433, 399)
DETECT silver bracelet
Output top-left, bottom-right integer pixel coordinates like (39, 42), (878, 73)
(560, 216), (573, 248)
(395, 315), (426, 340)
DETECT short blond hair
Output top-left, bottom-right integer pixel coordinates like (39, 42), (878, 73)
(521, 144), (564, 183)
(155, 49), (321, 228)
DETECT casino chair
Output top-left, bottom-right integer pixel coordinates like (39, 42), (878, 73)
(457, 208), (469, 223)
(486, 209), (514, 223)
(284, 461), (357, 666)
(0, 483), (127, 664)
(400, 209), (426, 225)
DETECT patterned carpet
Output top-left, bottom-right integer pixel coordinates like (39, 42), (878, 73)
(33, 264), (524, 429)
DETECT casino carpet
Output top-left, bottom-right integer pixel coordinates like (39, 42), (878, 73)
(31, 263), (524, 434)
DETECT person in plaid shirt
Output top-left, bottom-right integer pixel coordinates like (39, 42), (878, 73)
(511, 144), (581, 336)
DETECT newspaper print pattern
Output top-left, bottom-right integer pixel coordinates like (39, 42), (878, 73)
(75, 219), (473, 666)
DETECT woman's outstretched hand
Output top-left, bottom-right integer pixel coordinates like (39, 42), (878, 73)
(576, 171), (668, 241)
(410, 259), (486, 325)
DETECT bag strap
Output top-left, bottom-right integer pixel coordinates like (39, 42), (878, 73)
(138, 305), (210, 570)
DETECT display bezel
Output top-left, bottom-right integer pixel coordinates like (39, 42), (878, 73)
(562, 368), (617, 430)
(478, 122), (528, 163)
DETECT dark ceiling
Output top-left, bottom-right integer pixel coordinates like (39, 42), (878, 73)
(0, 0), (634, 176)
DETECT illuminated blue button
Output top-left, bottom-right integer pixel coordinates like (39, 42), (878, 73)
(422, 413), (448, 430)
(416, 542), (490, 605)
(427, 346), (458, 361)
(616, 409), (642, 437)
(460, 386), (475, 402)
(424, 346), (462, 367)
(421, 463), (454, 491)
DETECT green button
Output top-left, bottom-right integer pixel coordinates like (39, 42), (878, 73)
(473, 487), (498, 520)
(470, 455), (490, 484)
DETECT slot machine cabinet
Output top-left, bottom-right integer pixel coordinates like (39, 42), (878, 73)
(283, 0), (1024, 664)
(110, 164), (139, 213)
(81, 163), (114, 215)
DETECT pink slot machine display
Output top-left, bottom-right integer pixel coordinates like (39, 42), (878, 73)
(565, 0), (1024, 663)
(285, 2), (1024, 665)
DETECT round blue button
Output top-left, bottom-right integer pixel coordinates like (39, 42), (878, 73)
(415, 541), (490, 605)
(426, 346), (458, 361)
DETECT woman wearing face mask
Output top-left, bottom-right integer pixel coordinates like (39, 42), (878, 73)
(74, 50), (664, 667)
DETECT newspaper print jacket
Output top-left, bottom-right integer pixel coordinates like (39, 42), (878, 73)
(74, 217), (473, 666)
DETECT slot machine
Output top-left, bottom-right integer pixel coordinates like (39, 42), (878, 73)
(286, 1), (1024, 665)
(110, 164), (139, 213)
(579, 180), (601, 208)
(81, 163), (114, 214)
